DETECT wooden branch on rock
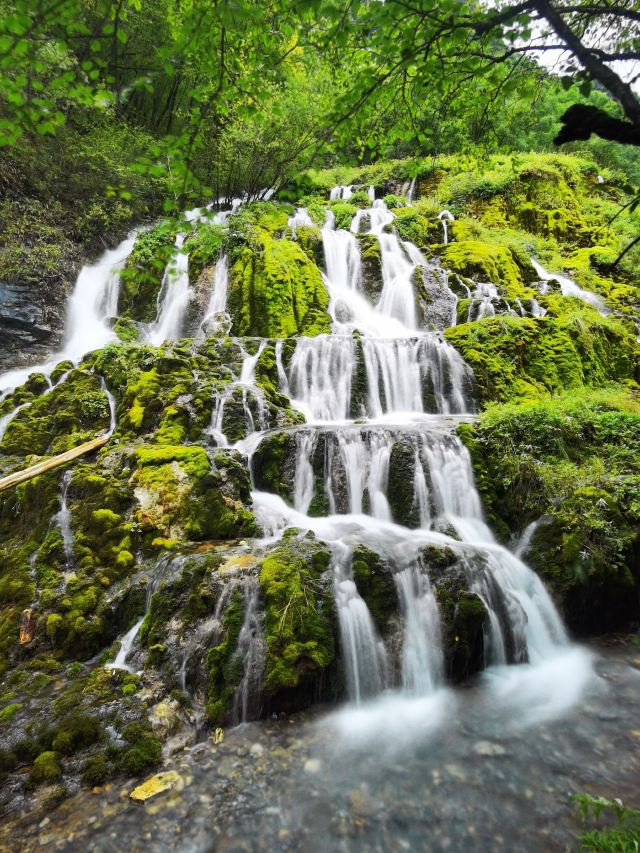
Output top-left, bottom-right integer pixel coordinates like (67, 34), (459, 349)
(0, 434), (109, 494)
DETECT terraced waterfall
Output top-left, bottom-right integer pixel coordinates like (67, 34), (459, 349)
(2, 179), (618, 852)
(236, 192), (570, 704)
(0, 187), (588, 717)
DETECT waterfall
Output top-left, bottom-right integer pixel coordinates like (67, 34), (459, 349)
(99, 376), (117, 436)
(0, 234), (135, 395)
(287, 207), (314, 238)
(56, 470), (74, 569)
(407, 176), (417, 203)
(395, 563), (443, 694)
(106, 617), (145, 673)
(330, 185), (353, 200)
(231, 577), (266, 723)
(206, 341), (269, 447)
(438, 210), (454, 245)
(246, 184), (574, 708)
(333, 544), (387, 703)
(146, 234), (191, 345)
(107, 556), (188, 673)
(199, 255), (230, 337)
(287, 335), (356, 423)
(530, 257), (609, 315)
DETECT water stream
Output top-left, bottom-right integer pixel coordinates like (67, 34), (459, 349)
(241, 192), (585, 709)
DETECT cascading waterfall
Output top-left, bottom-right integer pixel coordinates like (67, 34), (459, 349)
(231, 576), (266, 723)
(199, 254), (231, 337)
(146, 234), (191, 345)
(438, 210), (454, 244)
(0, 181), (585, 728)
(0, 235), (135, 396)
(56, 470), (74, 570)
(207, 341), (269, 447)
(530, 257), (610, 315)
(248, 188), (575, 707)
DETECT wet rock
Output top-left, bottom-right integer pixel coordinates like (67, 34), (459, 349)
(148, 699), (183, 740)
(249, 743), (264, 759)
(129, 770), (185, 802)
(472, 740), (506, 757)
(19, 608), (36, 644)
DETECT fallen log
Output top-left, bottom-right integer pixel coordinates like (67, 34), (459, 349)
(0, 434), (109, 493)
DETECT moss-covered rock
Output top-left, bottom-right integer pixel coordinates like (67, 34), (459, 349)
(131, 444), (256, 544)
(1, 369), (110, 457)
(119, 223), (179, 323)
(465, 388), (640, 634)
(445, 312), (638, 405)
(259, 536), (335, 711)
(28, 750), (62, 786)
(228, 229), (331, 338)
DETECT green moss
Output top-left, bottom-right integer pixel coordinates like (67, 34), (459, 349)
(116, 722), (162, 776)
(328, 202), (357, 230)
(259, 539), (334, 694)
(119, 222), (179, 322)
(440, 240), (524, 294)
(1, 369), (110, 457)
(292, 225), (324, 267)
(228, 228), (330, 338)
(81, 754), (108, 786)
(132, 444), (255, 543)
(113, 317), (140, 343)
(467, 387), (640, 634)
(0, 702), (21, 724)
(28, 751), (62, 786)
(357, 234), (383, 301)
(351, 546), (396, 634)
(51, 712), (102, 754)
(445, 312), (638, 406)
(186, 223), (225, 284)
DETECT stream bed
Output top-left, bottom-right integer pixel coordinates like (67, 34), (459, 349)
(3, 638), (639, 853)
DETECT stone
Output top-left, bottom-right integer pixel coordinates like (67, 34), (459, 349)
(303, 758), (321, 774)
(19, 608), (36, 644)
(148, 699), (182, 739)
(472, 740), (506, 757)
(129, 771), (184, 802)
(249, 743), (264, 759)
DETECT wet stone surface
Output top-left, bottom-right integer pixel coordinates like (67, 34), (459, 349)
(1, 639), (639, 852)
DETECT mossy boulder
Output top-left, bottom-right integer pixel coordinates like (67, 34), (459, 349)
(228, 229), (331, 338)
(131, 445), (255, 544)
(28, 751), (62, 786)
(439, 240), (525, 296)
(119, 223), (179, 323)
(445, 312), (638, 406)
(466, 388), (640, 634)
(1, 369), (110, 457)
(259, 536), (336, 711)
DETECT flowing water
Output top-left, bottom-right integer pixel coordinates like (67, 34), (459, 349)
(55, 469), (74, 571)
(0, 235), (136, 395)
(146, 234), (191, 345)
(530, 256), (610, 315)
(245, 192), (584, 708)
(0, 184), (626, 852)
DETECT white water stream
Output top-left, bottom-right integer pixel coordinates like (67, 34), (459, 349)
(530, 257), (610, 315)
(241, 192), (583, 708)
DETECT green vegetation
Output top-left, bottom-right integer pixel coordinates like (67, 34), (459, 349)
(573, 793), (640, 852)
(462, 387), (640, 633)
(259, 537), (334, 696)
